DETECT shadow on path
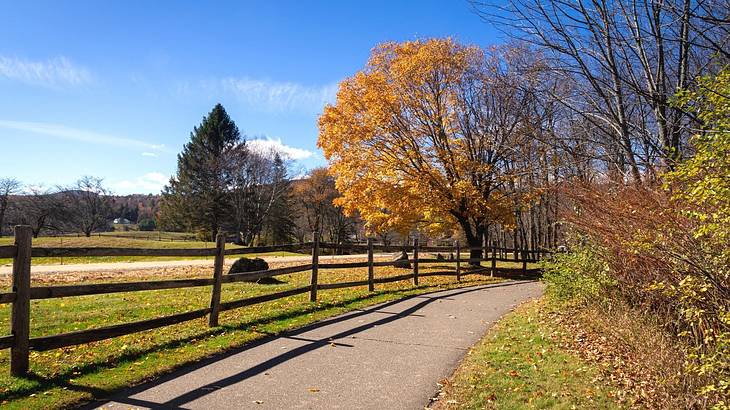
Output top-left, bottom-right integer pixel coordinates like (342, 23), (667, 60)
(85, 280), (536, 410)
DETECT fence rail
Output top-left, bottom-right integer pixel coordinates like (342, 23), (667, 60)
(0, 245), (16, 258)
(0, 226), (547, 376)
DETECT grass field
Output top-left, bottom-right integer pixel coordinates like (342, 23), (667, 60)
(0, 235), (303, 265)
(0, 260), (517, 409)
(435, 300), (620, 409)
(103, 229), (198, 241)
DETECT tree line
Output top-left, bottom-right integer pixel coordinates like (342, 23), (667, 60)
(1, 164), (362, 246)
(155, 104), (362, 245)
(0, 176), (115, 238)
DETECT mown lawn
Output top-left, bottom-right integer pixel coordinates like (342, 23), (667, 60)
(0, 260), (515, 409)
(435, 300), (621, 409)
(0, 235), (304, 265)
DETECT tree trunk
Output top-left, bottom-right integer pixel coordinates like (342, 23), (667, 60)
(457, 218), (484, 266)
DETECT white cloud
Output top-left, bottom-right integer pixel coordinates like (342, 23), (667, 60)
(247, 137), (315, 160)
(113, 172), (169, 194)
(0, 119), (166, 152)
(141, 152), (158, 157)
(0, 56), (93, 88)
(203, 77), (338, 113)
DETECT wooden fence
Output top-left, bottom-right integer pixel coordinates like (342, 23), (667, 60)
(0, 225), (548, 376)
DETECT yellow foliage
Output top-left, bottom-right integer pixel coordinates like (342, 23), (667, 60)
(318, 38), (536, 238)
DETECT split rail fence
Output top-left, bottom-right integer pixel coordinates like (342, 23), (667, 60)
(0, 225), (548, 376)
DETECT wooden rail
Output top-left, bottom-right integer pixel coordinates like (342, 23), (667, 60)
(31, 247), (216, 258)
(1, 225), (546, 376)
(0, 245), (16, 258)
(30, 307), (212, 351)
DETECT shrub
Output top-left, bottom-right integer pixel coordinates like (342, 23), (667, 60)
(559, 181), (729, 407)
(541, 243), (613, 304)
(138, 218), (156, 231)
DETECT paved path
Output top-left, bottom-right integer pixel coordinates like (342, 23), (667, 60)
(0, 254), (392, 275)
(87, 281), (543, 410)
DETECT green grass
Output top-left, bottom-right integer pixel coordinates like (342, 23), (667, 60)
(0, 262), (506, 409)
(0, 235), (304, 265)
(437, 300), (620, 409)
(103, 229), (198, 240)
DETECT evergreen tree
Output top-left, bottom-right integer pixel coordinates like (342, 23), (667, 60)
(160, 104), (241, 240)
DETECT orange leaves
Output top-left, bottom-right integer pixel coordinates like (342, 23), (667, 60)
(318, 38), (538, 237)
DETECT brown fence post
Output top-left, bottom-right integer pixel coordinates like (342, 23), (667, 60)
(522, 249), (528, 276)
(208, 232), (226, 327)
(491, 244), (497, 277)
(367, 238), (374, 292)
(11, 225), (32, 376)
(310, 232), (319, 302)
(455, 240), (461, 282)
(413, 238), (419, 286)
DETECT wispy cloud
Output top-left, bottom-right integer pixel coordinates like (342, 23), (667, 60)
(0, 119), (166, 152)
(200, 77), (338, 113)
(141, 152), (159, 157)
(0, 56), (93, 88)
(113, 172), (169, 194)
(247, 137), (315, 160)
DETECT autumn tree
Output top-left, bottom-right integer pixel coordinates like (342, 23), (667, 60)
(293, 167), (357, 245)
(318, 39), (541, 258)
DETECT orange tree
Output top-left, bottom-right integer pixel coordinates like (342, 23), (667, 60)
(318, 38), (541, 259)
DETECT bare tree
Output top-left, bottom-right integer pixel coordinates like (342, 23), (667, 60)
(0, 178), (21, 236)
(12, 186), (66, 238)
(228, 147), (292, 245)
(474, 0), (730, 181)
(63, 176), (112, 237)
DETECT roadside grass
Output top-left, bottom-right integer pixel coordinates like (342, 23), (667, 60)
(0, 261), (514, 409)
(0, 236), (304, 266)
(435, 300), (621, 410)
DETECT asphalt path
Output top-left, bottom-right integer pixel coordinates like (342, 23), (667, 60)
(87, 280), (543, 410)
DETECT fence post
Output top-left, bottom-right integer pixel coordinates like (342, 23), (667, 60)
(11, 225), (32, 376)
(310, 232), (319, 302)
(208, 232), (226, 327)
(522, 249), (528, 276)
(455, 240), (461, 282)
(413, 238), (419, 286)
(367, 238), (374, 292)
(482, 241), (486, 264)
(491, 244), (497, 277)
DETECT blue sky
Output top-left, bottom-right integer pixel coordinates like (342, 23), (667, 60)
(0, 0), (502, 194)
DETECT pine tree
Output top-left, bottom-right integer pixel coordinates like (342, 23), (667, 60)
(160, 104), (242, 240)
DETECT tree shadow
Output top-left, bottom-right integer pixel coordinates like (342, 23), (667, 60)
(82, 280), (536, 409)
(0, 279), (516, 404)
